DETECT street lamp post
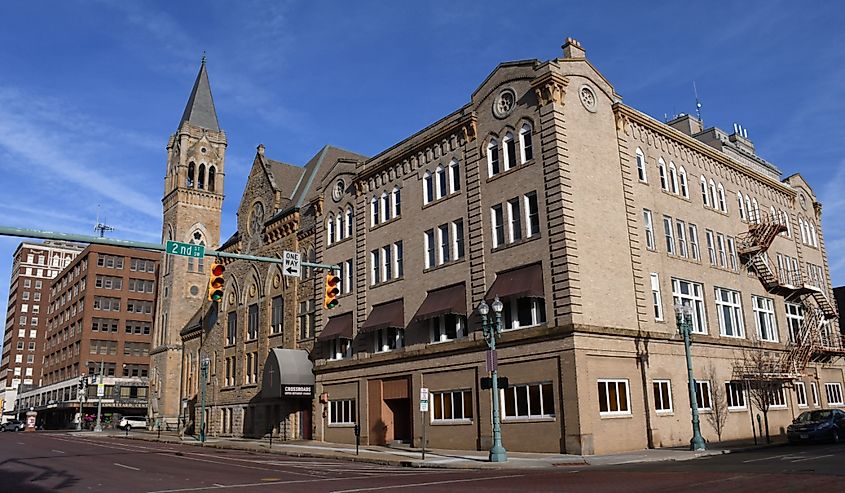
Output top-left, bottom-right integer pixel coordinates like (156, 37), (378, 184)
(199, 357), (210, 444)
(478, 296), (507, 462)
(94, 361), (104, 432)
(675, 303), (706, 451)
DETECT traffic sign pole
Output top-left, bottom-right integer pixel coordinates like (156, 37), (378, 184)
(420, 387), (429, 460)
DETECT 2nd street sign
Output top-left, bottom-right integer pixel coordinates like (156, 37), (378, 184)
(283, 250), (301, 277)
(166, 240), (205, 258)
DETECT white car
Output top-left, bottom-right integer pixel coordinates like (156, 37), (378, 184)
(118, 416), (148, 431)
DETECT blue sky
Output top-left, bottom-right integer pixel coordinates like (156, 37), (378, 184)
(1, 0), (844, 318)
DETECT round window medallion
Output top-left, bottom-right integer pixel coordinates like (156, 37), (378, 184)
(189, 285), (199, 296)
(228, 293), (235, 305)
(249, 202), (265, 235)
(579, 85), (597, 112)
(201, 147), (207, 154)
(332, 179), (345, 202)
(799, 193), (807, 210)
(273, 274), (280, 289)
(249, 285), (256, 297)
(492, 88), (517, 119)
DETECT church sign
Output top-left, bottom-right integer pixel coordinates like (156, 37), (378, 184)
(282, 385), (314, 398)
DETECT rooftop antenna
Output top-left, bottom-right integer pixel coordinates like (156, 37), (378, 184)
(94, 205), (115, 238)
(693, 81), (703, 126)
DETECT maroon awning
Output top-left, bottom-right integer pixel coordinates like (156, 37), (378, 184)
(484, 263), (544, 300)
(360, 299), (404, 333)
(318, 312), (353, 341)
(413, 283), (467, 322)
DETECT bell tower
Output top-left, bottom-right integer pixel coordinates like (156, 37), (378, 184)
(151, 58), (226, 427)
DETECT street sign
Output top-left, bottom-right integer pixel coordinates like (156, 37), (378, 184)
(97, 383), (105, 397)
(283, 250), (301, 277)
(420, 387), (429, 412)
(486, 349), (498, 372)
(166, 240), (205, 258)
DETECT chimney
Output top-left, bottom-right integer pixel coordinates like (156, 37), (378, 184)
(257, 143), (265, 156)
(562, 37), (586, 59)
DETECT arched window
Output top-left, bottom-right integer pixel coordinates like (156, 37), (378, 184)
(449, 160), (460, 193)
(435, 166), (446, 199)
(371, 196), (380, 225)
(809, 222), (818, 247)
(717, 184), (726, 212)
(751, 198), (759, 223)
(345, 207), (354, 237)
(391, 187), (401, 217)
(709, 180), (718, 210)
(799, 218), (807, 244)
(187, 162), (195, 188)
(335, 213), (343, 242)
(678, 166), (688, 198)
(700, 176), (709, 206)
(423, 171), (434, 204)
(745, 195), (753, 222)
(208, 166), (216, 192)
(780, 209), (790, 236)
(658, 159), (668, 191)
(737, 193), (746, 221)
(635, 148), (647, 182)
(326, 215), (335, 246)
(487, 138), (500, 176)
(668, 163), (678, 194)
(503, 132), (516, 170)
(380, 192), (389, 222)
(519, 123), (533, 163)
(198, 164), (206, 190)
(187, 231), (205, 273)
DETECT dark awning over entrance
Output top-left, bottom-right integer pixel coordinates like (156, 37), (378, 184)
(360, 299), (404, 333)
(484, 263), (544, 300)
(413, 283), (467, 322)
(261, 348), (315, 399)
(318, 312), (353, 341)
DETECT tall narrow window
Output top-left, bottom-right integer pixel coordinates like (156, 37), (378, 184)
(650, 273), (663, 321)
(672, 278), (707, 334)
(709, 180), (718, 210)
(453, 219), (465, 259)
(658, 159), (668, 191)
(715, 287), (744, 338)
(643, 209), (655, 250)
(786, 302), (804, 343)
(635, 148), (647, 182)
(737, 192), (746, 221)
(327, 215), (335, 246)
(438, 224), (450, 264)
(668, 163), (678, 194)
(488, 139), (500, 177)
(425, 230), (435, 269)
(507, 198), (522, 242)
(382, 245), (392, 281)
(727, 237), (738, 271)
(449, 160), (460, 193)
(208, 166), (216, 192)
(753, 295), (778, 342)
(520, 123), (533, 162)
(706, 230), (716, 265)
(492, 204), (505, 248)
(380, 192), (389, 222)
(717, 184), (726, 212)
(187, 162), (195, 188)
(346, 207), (354, 237)
(247, 304), (258, 340)
(716, 233), (727, 267)
(423, 172), (434, 204)
(751, 198), (759, 223)
(701, 176), (709, 206)
(688, 224), (700, 261)
(371, 249), (380, 285)
(663, 215), (675, 255)
(198, 164), (206, 190)
(679, 166), (688, 198)
(504, 133), (516, 170)
(435, 166), (446, 199)
(371, 197), (379, 225)
(395, 241), (404, 278)
(676, 219), (688, 258)
(525, 192), (539, 237)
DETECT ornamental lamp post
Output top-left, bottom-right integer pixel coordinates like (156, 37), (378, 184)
(478, 296), (507, 462)
(674, 303), (706, 451)
(200, 357), (210, 444)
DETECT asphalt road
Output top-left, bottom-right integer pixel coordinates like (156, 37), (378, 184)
(1, 432), (845, 492)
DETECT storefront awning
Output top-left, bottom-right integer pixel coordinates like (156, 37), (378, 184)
(360, 299), (404, 333)
(413, 283), (467, 321)
(484, 263), (544, 300)
(260, 349), (315, 399)
(318, 312), (353, 341)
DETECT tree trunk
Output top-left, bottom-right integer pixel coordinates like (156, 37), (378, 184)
(763, 411), (771, 444)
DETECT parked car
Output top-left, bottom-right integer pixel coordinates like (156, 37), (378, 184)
(118, 416), (148, 431)
(1, 419), (25, 432)
(787, 409), (845, 444)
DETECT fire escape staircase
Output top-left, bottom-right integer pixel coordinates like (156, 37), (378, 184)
(738, 211), (842, 377)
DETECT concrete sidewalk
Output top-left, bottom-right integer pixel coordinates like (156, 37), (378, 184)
(78, 429), (753, 470)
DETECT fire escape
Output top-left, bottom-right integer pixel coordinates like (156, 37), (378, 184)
(737, 209), (842, 377)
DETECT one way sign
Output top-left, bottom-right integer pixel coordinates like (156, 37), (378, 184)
(283, 251), (301, 277)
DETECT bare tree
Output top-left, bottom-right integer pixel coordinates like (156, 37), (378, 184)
(733, 345), (786, 444)
(704, 364), (728, 443)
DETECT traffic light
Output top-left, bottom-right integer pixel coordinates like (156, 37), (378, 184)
(208, 260), (225, 302)
(324, 272), (340, 309)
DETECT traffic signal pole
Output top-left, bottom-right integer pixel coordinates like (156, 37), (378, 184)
(0, 226), (340, 270)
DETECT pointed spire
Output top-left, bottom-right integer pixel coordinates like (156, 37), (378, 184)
(178, 55), (220, 132)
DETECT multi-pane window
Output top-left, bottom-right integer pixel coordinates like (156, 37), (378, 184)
(715, 288), (744, 338)
(328, 338), (352, 360)
(825, 383), (844, 406)
(244, 351), (258, 385)
(507, 198), (522, 243)
(598, 379), (630, 416)
(663, 216), (675, 254)
(430, 314), (466, 343)
(503, 133), (517, 170)
(452, 219), (465, 259)
(676, 219), (688, 257)
(371, 187), (401, 225)
(503, 382), (554, 419)
(435, 166), (447, 200)
(432, 390), (473, 422)
(705, 230), (716, 265)
(688, 224), (700, 260)
(299, 300), (315, 339)
(370, 242), (403, 284)
(771, 385), (787, 408)
(635, 148), (647, 182)
(525, 192), (539, 237)
(796, 382), (808, 408)
(786, 302), (804, 343)
(247, 304), (258, 340)
(650, 273), (663, 321)
(716, 233), (727, 267)
(672, 278), (707, 333)
(502, 297), (546, 330)
(695, 380), (712, 410)
(329, 399), (356, 425)
(653, 380), (672, 413)
(487, 139), (500, 176)
(812, 382), (820, 406)
(424, 230), (436, 269)
(726, 381), (746, 409)
(727, 237), (738, 271)
(271, 296), (284, 335)
(491, 204), (505, 247)
(492, 193), (539, 248)
(753, 296), (778, 342)
(227, 312), (237, 345)
(658, 160), (668, 191)
(341, 259), (354, 294)
(449, 160), (461, 193)
(643, 209), (655, 250)
(438, 224), (451, 263)
(374, 327), (403, 353)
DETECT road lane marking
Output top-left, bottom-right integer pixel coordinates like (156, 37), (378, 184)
(742, 453), (800, 463)
(51, 449), (65, 454)
(791, 454), (834, 462)
(329, 474), (526, 493)
(114, 462), (141, 471)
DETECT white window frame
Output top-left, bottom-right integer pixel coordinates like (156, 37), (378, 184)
(635, 148), (647, 182)
(502, 382), (555, 420)
(695, 380), (712, 411)
(423, 171), (434, 205)
(672, 278), (707, 334)
(715, 287), (744, 338)
(525, 192), (539, 238)
(825, 383), (844, 406)
(487, 138), (500, 177)
(438, 224), (450, 265)
(448, 160), (460, 194)
(663, 215), (675, 255)
(737, 192), (746, 221)
(811, 382), (820, 406)
(430, 314), (466, 343)
(700, 176), (709, 206)
(435, 166), (446, 200)
(432, 389), (473, 422)
(452, 219), (465, 260)
(424, 230), (435, 269)
(653, 380), (673, 414)
(650, 273), (664, 321)
(329, 399), (356, 425)
(717, 183), (726, 212)
(519, 123), (533, 163)
(726, 381), (747, 409)
(795, 382), (808, 408)
(716, 233), (727, 268)
(658, 159), (668, 191)
(753, 295), (778, 342)
(491, 204), (505, 248)
(507, 198), (522, 243)
(676, 219), (688, 258)
(598, 379), (631, 416)
(502, 132), (516, 171)
(727, 237), (738, 271)
(786, 302), (804, 343)
(669, 162), (679, 194)
(770, 385), (787, 409)
(678, 166), (688, 198)
(706, 230), (716, 265)
(688, 223), (700, 260)
(643, 209), (655, 250)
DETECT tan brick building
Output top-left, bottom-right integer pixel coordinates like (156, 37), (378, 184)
(174, 39), (842, 454)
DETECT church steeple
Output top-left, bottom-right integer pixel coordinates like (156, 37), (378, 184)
(178, 56), (220, 132)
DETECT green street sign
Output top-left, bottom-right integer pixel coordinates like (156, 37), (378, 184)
(166, 240), (205, 258)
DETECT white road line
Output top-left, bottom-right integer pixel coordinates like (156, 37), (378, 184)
(791, 454), (835, 462)
(742, 453), (800, 463)
(147, 476), (393, 493)
(212, 484), (225, 487)
(329, 474), (525, 493)
(51, 449), (65, 454)
(114, 462), (141, 471)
